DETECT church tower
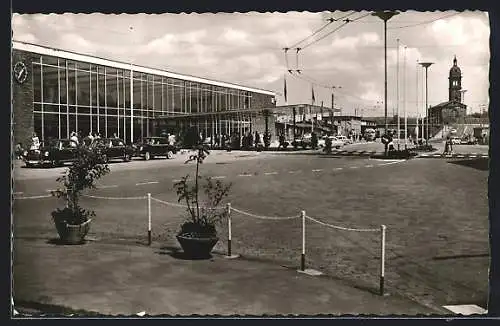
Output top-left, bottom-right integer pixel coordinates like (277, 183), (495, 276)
(448, 55), (462, 102)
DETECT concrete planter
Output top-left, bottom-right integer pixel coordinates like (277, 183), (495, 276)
(54, 219), (92, 245)
(176, 233), (219, 259)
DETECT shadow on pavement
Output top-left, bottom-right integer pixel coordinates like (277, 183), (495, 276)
(447, 158), (489, 171)
(157, 246), (213, 260)
(46, 238), (87, 246)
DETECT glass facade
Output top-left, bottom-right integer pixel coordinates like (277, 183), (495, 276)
(31, 54), (257, 144)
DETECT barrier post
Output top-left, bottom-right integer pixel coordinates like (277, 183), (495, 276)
(147, 193), (152, 246)
(380, 224), (386, 296)
(301, 210), (306, 271)
(227, 203), (232, 257)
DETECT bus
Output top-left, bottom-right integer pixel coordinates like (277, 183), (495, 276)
(364, 128), (376, 141)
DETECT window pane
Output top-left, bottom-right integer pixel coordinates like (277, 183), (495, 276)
(68, 69), (76, 105)
(42, 65), (59, 103)
(43, 113), (59, 141)
(106, 75), (118, 108)
(98, 74), (106, 106)
(44, 104), (59, 113)
(76, 70), (90, 106)
(32, 64), (41, 102)
(34, 112), (42, 140)
(91, 72), (98, 106)
(173, 84), (182, 113)
(60, 68), (67, 104)
(43, 55), (58, 66)
(133, 79), (141, 108)
(76, 62), (90, 71)
(124, 78), (130, 107)
(154, 82), (162, 111)
(147, 80), (153, 110)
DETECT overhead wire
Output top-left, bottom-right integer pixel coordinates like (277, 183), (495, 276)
(300, 12), (372, 51)
(388, 12), (461, 29)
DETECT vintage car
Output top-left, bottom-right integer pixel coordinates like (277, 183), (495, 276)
(22, 139), (78, 168)
(91, 138), (135, 163)
(134, 136), (178, 160)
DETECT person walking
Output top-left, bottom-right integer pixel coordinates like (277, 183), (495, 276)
(30, 132), (40, 150)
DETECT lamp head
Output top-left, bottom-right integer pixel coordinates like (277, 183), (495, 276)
(371, 11), (400, 21)
(419, 62), (434, 68)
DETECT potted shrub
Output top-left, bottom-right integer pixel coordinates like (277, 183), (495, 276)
(174, 144), (232, 259)
(51, 144), (109, 244)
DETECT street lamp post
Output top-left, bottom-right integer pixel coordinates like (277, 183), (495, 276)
(419, 62), (433, 146)
(331, 85), (341, 135)
(372, 11), (399, 156)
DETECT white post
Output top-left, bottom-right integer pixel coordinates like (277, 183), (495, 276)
(380, 224), (386, 295)
(147, 193), (152, 245)
(227, 203), (232, 256)
(301, 210), (306, 271)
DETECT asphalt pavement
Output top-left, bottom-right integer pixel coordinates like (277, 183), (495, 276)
(12, 148), (489, 316)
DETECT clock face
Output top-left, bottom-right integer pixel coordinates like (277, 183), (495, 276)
(13, 62), (28, 84)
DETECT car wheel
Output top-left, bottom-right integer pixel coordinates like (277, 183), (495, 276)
(123, 154), (131, 162)
(144, 152), (151, 160)
(25, 162), (32, 168)
(166, 151), (174, 159)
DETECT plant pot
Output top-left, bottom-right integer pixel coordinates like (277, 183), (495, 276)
(54, 219), (92, 245)
(176, 233), (219, 259)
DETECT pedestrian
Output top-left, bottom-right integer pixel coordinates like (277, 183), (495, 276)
(30, 132), (40, 150)
(70, 131), (79, 147)
(15, 142), (24, 159)
(254, 131), (261, 148)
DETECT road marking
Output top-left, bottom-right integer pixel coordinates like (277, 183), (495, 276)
(349, 166), (359, 169)
(457, 155), (465, 158)
(238, 174), (253, 177)
(311, 169), (323, 172)
(289, 170), (302, 174)
(469, 155), (477, 158)
(135, 181), (159, 186)
(264, 172), (278, 175)
(98, 185), (118, 189)
(211, 176), (226, 179)
(13, 192), (23, 195)
(333, 167), (343, 171)
(365, 165), (374, 168)
(46, 189), (57, 193)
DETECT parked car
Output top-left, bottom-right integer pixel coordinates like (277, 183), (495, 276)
(336, 135), (352, 145)
(323, 136), (344, 149)
(450, 136), (461, 145)
(134, 136), (178, 160)
(91, 138), (135, 163)
(22, 139), (78, 168)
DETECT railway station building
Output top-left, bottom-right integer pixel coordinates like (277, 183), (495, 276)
(12, 41), (276, 146)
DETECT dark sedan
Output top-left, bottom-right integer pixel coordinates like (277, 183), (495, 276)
(91, 138), (135, 163)
(134, 137), (177, 160)
(22, 139), (78, 168)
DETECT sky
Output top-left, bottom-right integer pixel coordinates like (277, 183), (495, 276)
(12, 11), (490, 117)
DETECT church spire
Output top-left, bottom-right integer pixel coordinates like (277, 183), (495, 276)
(453, 55), (457, 66)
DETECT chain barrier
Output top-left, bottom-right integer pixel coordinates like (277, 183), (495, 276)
(305, 215), (379, 232)
(82, 194), (147, 200)
(150, 197), (188, 208)
(230, 207), (299, 221)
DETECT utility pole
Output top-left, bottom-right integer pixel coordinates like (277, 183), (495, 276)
(397, 38), (400, 150)
(403, 46), (407, 149)
(419, 62), (434, 145)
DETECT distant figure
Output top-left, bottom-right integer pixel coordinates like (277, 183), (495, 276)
(254, 131), (261, 148)
(15, 143), (24, 159)
(70, 132), (79, 147)
(30, 132), (40, 150)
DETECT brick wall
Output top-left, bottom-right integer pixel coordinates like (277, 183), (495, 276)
(12, 49), (37, 147)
